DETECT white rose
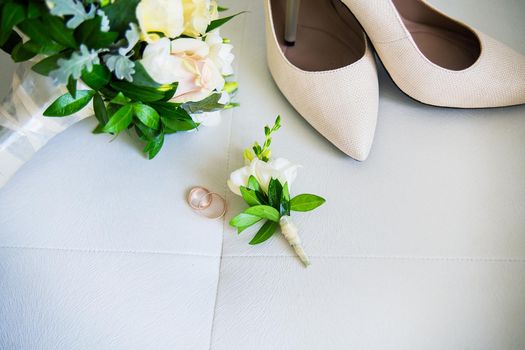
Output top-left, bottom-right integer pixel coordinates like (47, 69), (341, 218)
(139, 38), (193, 84)
(140, 37), (225, 103)
(205, 30), (235, 75)
(182, 0), (214, 38)
(136, 0), (184, 42)
(227, 158), (301, 196)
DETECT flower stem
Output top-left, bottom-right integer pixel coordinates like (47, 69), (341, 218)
(279, 216), (310, 267)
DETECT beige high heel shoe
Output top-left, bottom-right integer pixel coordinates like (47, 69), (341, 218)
(264, 0), (379, 161)
(341, 0), (525, 108)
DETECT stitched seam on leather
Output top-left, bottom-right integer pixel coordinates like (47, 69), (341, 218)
(2, 247), (523, 263)
(207, 111), (233, 349)
(207, 3), (250, 348)
(377, 32), (485, 75)
(221, 255), (525, 263)
(0, 246), (218, 257)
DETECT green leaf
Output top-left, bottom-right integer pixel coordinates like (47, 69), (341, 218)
(268, 178), (282, 210)
(249, 220), (278, 245)
(161, 116), (198, 131)
(42, 14), (77, 48)
(43, 90), (96, 117)
(131, 62), (161, 88)
(10, 41), (36, 62)
(281, 182), (291, 215)
(110, 92), (131, 105)
(74, 16), (118, 49)
(160, 84), (178, 101)
(143, 131), (164, 159)
(31, 52), (70, 76)
(134, 103), (160, 129)
(1, 30), (22, 55)
(27, 2), (46, 19)
(93, 92), (108, 125)
(229, 213), (262, 233)
(0, 2), (25, 46)
(244, 205), (280, 222)
(67, 76), (77, 98)
(135, 120), (159, 141)
(103, 0), (141, 33)
(206, 12), (245, 33)
(290, 194), (326, 212)
(17, 18), (63, 49)
(110, 81), (166, 102)
(247, 175), (260, 192)
(103, 104), (134, 134)
(153, 102), (188, 118)
(22, 39), (64, 56)
(240, 186), (261, 207)
(81, 64), (111, 90)
(182, 93), (225, 114)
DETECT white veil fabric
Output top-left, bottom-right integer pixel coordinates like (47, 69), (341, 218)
(0, 63), (93, 189)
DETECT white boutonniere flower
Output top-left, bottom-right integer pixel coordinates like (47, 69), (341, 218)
(228, 116), (326, 267)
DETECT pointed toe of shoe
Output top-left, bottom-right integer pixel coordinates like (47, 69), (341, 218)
(264, 0), (379, 160)
(470, 34), (525, 108)
(267, 47), (379, 160)
(275, 65), (378, 160)
(316, 96), (378, 161)
(498, 49), (525, 107)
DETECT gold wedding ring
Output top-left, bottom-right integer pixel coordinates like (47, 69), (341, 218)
(187, 186), (227, 219)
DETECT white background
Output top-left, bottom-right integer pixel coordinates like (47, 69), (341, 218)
(1, 0), (524, 349)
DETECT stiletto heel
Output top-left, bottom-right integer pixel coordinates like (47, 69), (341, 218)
(284, 0), (300, 46)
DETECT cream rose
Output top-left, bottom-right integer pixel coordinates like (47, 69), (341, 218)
(182, 0), (215, 38)
(139, 37), (225, 103)
(170, 38), (225, 102)
(136, 0), (184, 42)
(227, 158), (301, 196)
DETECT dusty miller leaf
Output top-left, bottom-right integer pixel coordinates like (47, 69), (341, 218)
(50, 44), (100, 84)
(48, 0), (97, 29)
(104, 54), (135, 82)
(118, 23), (140, 56)
(97, 10), (110, 32)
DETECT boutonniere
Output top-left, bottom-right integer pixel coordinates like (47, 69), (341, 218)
(227, 116), (326, 266)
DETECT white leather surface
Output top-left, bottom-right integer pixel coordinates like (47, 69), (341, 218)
(1, 0), (525, 349)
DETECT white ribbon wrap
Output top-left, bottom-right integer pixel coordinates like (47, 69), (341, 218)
(0, 63), (93, 189)
(279, 215), (311, 267)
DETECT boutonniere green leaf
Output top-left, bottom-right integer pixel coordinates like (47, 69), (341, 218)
(228, 116), (326, 267)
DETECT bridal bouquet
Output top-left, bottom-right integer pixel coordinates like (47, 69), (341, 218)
(227, 117), (326, 267)
(0, 0), (239, 167)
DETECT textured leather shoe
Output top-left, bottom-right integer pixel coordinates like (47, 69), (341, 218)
(264, 0), (379, 161)
(341, 0), (525, 108)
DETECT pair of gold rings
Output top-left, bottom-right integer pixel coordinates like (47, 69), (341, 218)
(187, 186), (227, 219)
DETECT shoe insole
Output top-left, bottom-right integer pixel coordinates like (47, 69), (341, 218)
(271, 0), (365, 72)
(392, 0), (481, 71)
